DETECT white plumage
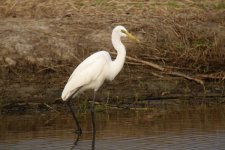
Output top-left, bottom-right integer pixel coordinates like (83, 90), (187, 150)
(61, 25), (138, 101)
(61, 25), (139, 148)
(61, 51), (112, 100)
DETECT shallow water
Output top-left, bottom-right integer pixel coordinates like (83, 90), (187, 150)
(0, 104), (225, 150)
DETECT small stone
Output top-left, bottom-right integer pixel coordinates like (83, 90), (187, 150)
(5, 57), (16, 66)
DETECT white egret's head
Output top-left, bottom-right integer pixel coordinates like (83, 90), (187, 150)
(113, 25), (140, 42)
(114, 25), (128, 37)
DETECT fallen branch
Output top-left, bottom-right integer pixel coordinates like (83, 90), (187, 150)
(197, 72), (225, 80)
(127, 55), (204, 85)
(164, 71), (204, 85)
(110, 52), (204, 85)
(125, 55), (165, 71)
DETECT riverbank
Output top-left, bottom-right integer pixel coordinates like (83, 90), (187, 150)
(0, 0), (225, 114)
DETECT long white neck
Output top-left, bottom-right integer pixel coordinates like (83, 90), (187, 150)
(109, 32), (126, 81)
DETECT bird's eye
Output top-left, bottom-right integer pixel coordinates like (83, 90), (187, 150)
(121, 30), (126, 34)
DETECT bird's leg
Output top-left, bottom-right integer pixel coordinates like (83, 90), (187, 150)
(91, 91), (96, 150)
(66, 99), (82, 136)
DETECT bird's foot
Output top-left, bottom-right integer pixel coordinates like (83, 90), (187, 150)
(74, 128), (82, 136)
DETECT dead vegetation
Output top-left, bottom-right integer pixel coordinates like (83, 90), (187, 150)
(0, 0), (224, 72)
(0, 0), (225, 105)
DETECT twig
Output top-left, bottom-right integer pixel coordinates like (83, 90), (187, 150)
(150, 72), (164, 78)
(38, 66), (58, 72)
(140, 54), (169, 61)
(125, 61), (144, 66)
(44, 103), (60, 114)
(125, 54), (165, 71)
(197, 73), (225, 80)
(164, 66), (197, 71)
(38, 64), (71, 73)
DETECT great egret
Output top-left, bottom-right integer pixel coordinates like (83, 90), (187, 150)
(61, 25), (139, 148)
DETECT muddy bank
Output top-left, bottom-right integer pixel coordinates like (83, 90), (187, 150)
(1, 63), (225, 115)
(0, 1), (225, 114)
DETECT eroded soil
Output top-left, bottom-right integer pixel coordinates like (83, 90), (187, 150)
(0, 0), (225, 114)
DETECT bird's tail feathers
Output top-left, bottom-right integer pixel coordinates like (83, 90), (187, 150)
(61, 87), (82, 101)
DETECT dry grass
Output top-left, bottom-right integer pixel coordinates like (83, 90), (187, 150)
(0, 0), (225, 75)
(0, 0), (224, 18)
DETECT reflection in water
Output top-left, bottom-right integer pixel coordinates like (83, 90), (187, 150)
(0, 103), (225, 149)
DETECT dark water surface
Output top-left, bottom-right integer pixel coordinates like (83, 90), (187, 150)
(0, 103), (225, 150)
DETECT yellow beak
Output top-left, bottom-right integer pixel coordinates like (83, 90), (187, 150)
(124, 30), (140, 43)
